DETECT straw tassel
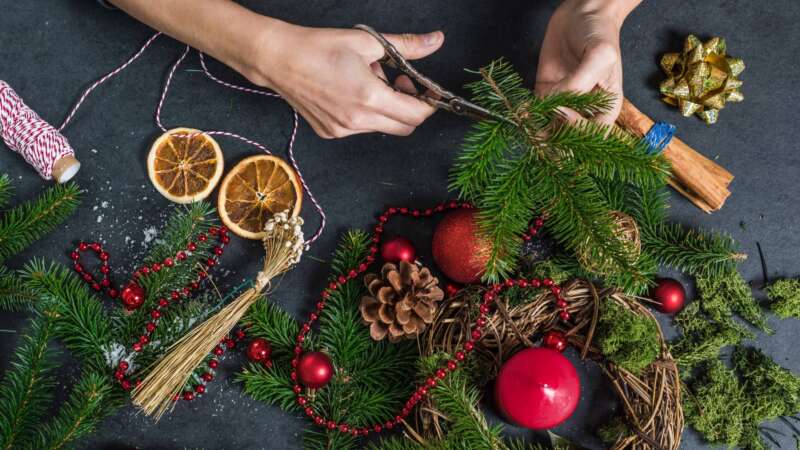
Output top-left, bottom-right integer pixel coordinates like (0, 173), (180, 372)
(132, 211), (306, 420)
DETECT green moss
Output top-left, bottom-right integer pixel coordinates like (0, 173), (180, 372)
(597, 417), (629, 444)
(596, 300), (659, 374)
(733, 346), (800, 420)
(766, 279), (800, 319)
(695, 269), (770, 332)
(684, 360), (746, 446)
(671, 303), (753, 373)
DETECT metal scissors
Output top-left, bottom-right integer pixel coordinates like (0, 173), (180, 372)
(354, 24), (512, 124)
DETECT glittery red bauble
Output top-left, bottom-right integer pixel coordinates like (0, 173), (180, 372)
(380, 236), (416, 263)
(120, 281), (146, 311)
(652, 277), (686, 314)
(432, 209), (491, 284)
(495, 347), (580, 430)
(297, 351), (334, 389)
(542, 330), (568, 353)
(246, 338), (272, 362)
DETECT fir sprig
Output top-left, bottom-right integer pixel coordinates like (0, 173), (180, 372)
(0, 317), (58, 450)
(0, 174), (11, 209)
(0, 182), (80, 264)
(0, 266), (35, 311)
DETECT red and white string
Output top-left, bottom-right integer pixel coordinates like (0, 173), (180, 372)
(60, 32), (326, 243)
(0, 81), (75, 180)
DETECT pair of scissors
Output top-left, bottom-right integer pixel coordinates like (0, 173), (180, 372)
(354, 24), (513, 125)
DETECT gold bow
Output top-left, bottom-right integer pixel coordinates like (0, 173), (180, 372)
(660, 35), (744, 124)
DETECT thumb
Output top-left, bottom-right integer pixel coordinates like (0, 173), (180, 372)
(383, 31), (444, 60)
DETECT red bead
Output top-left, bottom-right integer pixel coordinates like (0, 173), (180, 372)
(158, 298), (168, 307)
(191, 282), (200, 290)
(207, 258), (216, 267)
(476, 317), (487, 327)
(559, 311), (570, 321)
(79, 242), (89, 251)
(447, 360), (458, 371)
(435, 369), (447, 379)
(176, 251), (187, 261)
(221, 235), (231, 244)
(100, 265), (109, 275)
(108, 289), (118, 298)
(543, 278), (554, 287)
(202, 373), (213, 382)
(195, 384), (206, 394)
(208, 359), (219, 369)
(172, 394), (180, 402)
(198, 271), (208, 279)
(327, 421), (336, 430)
(121, 380), (131, 390)
(328, 282), (338, 290)
(164, 258), (174, 267)
(518, 280), (529, 288)
(314, 416), (324, 426)
(297, 396), (308, 406)
(132, 342), (143, 352)
(187, 242), (197, 251)
(337, 275), (347, 284)
(150, 310), (161, 319)
(464, 341), (475, 352)
(339, 424), (350, 433)
(471, 329), (482, 340)
(118, 361), (129, 371)
(543, 330), (568, 353)
(446, 283), (461, 298)
(171, 291), (180, 300)
(114, 370), (125, 380)
(455, 351), (466, 361)
(213, 247), (223, 256)
(91, 283), (101, 291)
(99, 252), (110, 261)
(70, 251), (80, 260)
(348, 270), (358, 279)
(74, 263), (83, 273)
(293, 385), (302, 394)
(535, 218), (545, 227)
(358, 263), (368, 273)
(551, 286), (562, 295)
(141, 266), (150, 275)
(82, 273), (93, 282)
(139, 335), (150, 345)
(531, 279), (541, 288)
(90, 243), (101, 252)
(213, 346), (224, 356)
(183, 391), (194, 401)
(305, 407), (315, 417)
(426, 378), (437, 388)
(224, 338), (236, 349)
(219, 226), (228, 234)
(505, 279), (515, 287)
(152, 263), (162, 272)
(198, 234), (208, 242)
(479, 304), (490, 314)
(209, 226), (219, 235)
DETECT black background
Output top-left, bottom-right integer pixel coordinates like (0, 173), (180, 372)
(1, 1), (799, 448)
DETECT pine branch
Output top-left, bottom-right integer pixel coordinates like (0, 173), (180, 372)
(21, 260), (112, 370)
(0, 316), (58, 450)
(329, 230), (371, 276)
(449, 120), (512, 201)
(243, 297), (300, 359)
(0, 266), (37, 312)
(239, 364), (298, 412)
(0, 183), (80, 264)
(34, 371), (119, 450)
(0, 174), (11, 209)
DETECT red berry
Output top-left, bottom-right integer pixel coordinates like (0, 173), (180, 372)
(187, 242), (197, 251)
(70, 251), (80, 260)
(202, 373), (213, 382)
(118, 361), (129, 371)
(121, 380), (131, 390)
(208, 359), (219, 369)
(79, 242), (89, 251)
(164, 258), (174, 267)
(114, 370), (125, 380)
(133, 343), (143, 352)
(198, 234), (207, 242)
(99, 252), (109, 261)
(150, 310), (161, 319)
(195, 384), (206, 394)
(183, 391), (194, 401)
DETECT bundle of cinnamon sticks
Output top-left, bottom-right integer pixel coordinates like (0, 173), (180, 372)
(616, 98), (733, 213)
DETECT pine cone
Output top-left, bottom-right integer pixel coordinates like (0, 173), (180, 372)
(360, 261), (444, 342)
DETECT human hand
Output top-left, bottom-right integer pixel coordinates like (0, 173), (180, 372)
(247, 22), (444, 139)
(535, 0), (640, 125)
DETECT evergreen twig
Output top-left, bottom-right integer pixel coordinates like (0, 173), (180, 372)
(0, 266), (36, 311)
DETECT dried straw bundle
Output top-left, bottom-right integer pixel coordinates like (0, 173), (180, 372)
(132, 211), (306, 420)
(414, 279), (683, 450)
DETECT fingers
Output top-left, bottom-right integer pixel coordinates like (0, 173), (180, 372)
(551, 42), (617, 94)
(382, 31), (444, 60)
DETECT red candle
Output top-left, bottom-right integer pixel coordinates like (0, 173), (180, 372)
(494, 347), (580, 429)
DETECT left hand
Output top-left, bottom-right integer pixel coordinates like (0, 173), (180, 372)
(535, 0), (640, 125)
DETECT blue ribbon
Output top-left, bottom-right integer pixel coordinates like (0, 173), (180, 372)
(643, 121), (676, 155)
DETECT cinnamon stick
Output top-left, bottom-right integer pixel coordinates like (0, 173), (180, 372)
(616, 98), (732, 213)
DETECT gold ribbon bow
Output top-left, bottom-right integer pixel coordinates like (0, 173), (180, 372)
(660, 35), (745, 124)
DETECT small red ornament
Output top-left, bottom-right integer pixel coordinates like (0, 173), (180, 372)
(247, 338), (272, 363)
(432, 209), (491, 284)
(495, 347), (580, 430)
(652, 277), (686, 314)
(380, 236), (416, 263)
(445, 283), (461, 298)
(120, 281), (146, 311)
(297, 351), (334, 389)
(542, 330), (568, 353)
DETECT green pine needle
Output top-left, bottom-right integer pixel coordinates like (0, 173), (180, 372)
(0, 266), (36, 312)
(0, 174), (12, 209)
(0, 316), (58, 450)
(0, 182), (80, 264)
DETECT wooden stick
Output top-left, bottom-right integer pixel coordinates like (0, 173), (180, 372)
(616, 98), (733, 213)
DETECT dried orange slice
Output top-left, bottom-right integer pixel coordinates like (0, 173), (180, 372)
(147, 127), (224, 204)
(217, 155), (303, 239)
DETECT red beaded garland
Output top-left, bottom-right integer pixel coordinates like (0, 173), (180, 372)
(290, 202), (566, 436)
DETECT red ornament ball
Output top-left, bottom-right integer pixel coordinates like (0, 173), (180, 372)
(495, 347), (580, 430)
(652, 277), (686, 314)
(246, 338), (272, 363)
(120, 281), (146, 311)
(380, 236), (416, 263)
(297, 351), (334, 389)
(432, 209), (491, 284)
(542, 330), (568, 353)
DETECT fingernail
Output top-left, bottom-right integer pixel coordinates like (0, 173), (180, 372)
(423, 32), (441, 46)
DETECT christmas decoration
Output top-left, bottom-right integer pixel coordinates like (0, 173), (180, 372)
(596, 300), (659, 374)
(133, 210), (306, 419)
(616, 99), (733, 213)
(445, 283), (461, 298)
(494, 347), (580, 429)
(659, 35), (744, 124)
(542, 330), (568, 353)
(217, 155), (303, 240)
(379, 235), (416, 263)
(297, 351), (334, 389)
(120, 281), (146, 311)
(0, 81), (81, 182)
(432, 208), (490, 284)
(652, 277), (686, 314)
(147, 127), (224, 204)
(246, 337), (272, 363)
(360, 261), (445, 342)
(577, 211), (641, 275)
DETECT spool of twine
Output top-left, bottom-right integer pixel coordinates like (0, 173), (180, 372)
(578, 210), (641, 275)
(0, 81), (80, 182)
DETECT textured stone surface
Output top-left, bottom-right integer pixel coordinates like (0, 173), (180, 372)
(1, 0), (798, 448)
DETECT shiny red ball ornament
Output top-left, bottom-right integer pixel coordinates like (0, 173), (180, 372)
(495, 347), (580, 429)
(297, 351), (334, 389)
(120, 281), (146, 311)
(652, 277), (686, 314)
(380, 236), (416, 263)
(542, 330), (568, 353)
(432, 209), (491, 284)
(246, 338), (273, 363)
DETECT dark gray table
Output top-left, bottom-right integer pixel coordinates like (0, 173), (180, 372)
(2, 1), (799, 448)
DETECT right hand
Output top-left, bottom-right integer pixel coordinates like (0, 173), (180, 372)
(247, 23), (445, 139)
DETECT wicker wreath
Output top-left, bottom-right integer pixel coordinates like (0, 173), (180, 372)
(412, 279), (683, 450)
